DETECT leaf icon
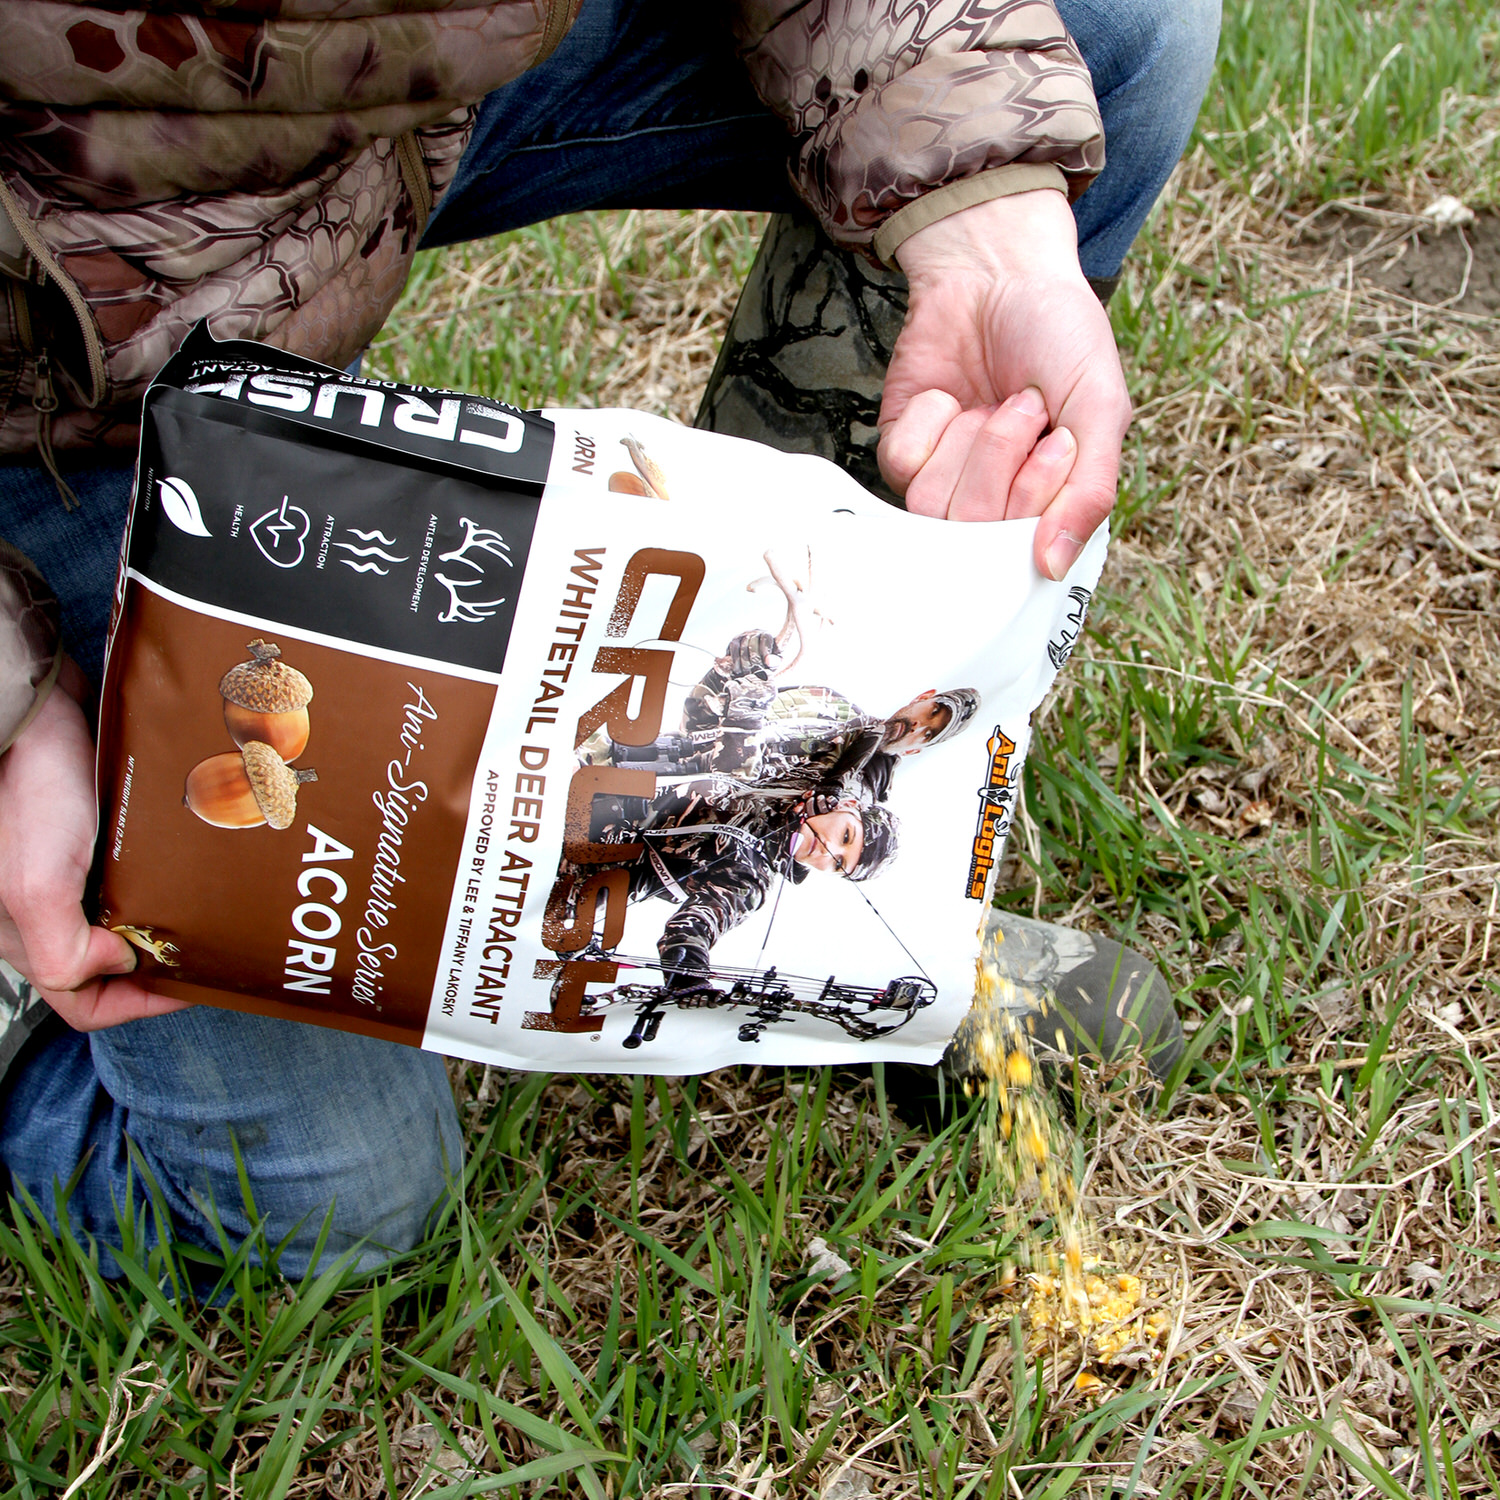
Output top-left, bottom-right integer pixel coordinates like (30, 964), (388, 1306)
(157, 477), (211, 538)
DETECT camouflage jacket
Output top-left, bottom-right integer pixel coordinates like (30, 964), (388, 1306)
(625, 781), (809, 973)
(764, 684), (897, 806)
(1, 0), (1102, 462)
(682, 651), (893, 805)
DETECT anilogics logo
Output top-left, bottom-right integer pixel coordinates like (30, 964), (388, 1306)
(964, 726), (1018, 899)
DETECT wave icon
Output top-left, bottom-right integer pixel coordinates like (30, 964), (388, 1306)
(334, 531), (408, 577)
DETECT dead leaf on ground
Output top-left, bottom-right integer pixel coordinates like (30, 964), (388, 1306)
(806, 1236), (853, 1280)
(1416, 695), (1462, 734)
(1311, 986), (1361, 1032)
(1237, 799), (1275, 835)
(823, 1466), (878, 1500)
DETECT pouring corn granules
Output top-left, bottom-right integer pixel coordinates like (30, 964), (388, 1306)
(958, 942), (1090, 1325)
(955, 907), (1185, 1371)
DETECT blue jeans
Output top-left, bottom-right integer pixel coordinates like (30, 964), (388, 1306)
(425, 0), (1223, 283)
(0, 1009), (462, 1279)
(0, 0), (1219, 1279)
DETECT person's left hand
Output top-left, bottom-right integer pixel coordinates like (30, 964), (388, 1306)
(0, 659), (190, 1030)
(877, 189), (1132, 581)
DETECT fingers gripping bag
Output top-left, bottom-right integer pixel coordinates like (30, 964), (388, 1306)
(92, 324), (1106, 1071)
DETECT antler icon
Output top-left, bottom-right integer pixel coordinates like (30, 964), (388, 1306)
(433, 516), (514, 625)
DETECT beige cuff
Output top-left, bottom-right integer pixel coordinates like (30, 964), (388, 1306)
(871, 163), (1069, 269)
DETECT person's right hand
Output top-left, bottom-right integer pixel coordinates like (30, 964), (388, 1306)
(877, 190), (1131, 582)
(0, 661), (189, 1030)
(658, 943), (722, 999)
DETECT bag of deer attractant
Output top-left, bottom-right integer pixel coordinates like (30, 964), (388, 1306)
(92, 323), (1106, 1072)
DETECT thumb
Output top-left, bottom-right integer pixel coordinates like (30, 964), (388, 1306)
(16, 899), (136, 995)
(90, 924), (141, 978)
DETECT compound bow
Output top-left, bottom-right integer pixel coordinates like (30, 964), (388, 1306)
(570, 952), (936, 1050)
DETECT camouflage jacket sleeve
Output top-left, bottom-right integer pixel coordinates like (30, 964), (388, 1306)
(681, 631), (778, 741)
(0, 541), (63, 756)
(729, 0), (1105, 265)
(682, 668), (776, 741)
(0, 0), (585, 457)
(681, 663), (732, 738)
(659, 841), (775, 967)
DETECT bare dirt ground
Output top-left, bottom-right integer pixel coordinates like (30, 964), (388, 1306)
(1309, 207), (1500, 317)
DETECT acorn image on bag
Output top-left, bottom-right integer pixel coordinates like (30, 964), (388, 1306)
(219, 639), (313, 759)
(184, 742), (318, 830)
(185, 640), (319, 830)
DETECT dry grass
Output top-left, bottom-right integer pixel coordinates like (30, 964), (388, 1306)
(774, 187), (1478, 1484)
(999, 152), (1500, 1493)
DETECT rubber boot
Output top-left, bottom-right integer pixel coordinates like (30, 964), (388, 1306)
(956, 907), (1183, 1080)
(883, 911), (1183, 1129)
(694, 212), (909, 504)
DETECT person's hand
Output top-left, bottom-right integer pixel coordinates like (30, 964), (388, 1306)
(659, 944), (722, 1000)
(0, 661), (189, 1030)
(724, 628), (780, 677)
(878, 189), (1132, 581)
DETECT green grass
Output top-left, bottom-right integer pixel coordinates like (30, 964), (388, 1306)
(6, 1), (1500, 1495)
(1, 1075), (1037, 1497)
(366, 211), (765, 409)
(1203, 0), (1500, 204)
